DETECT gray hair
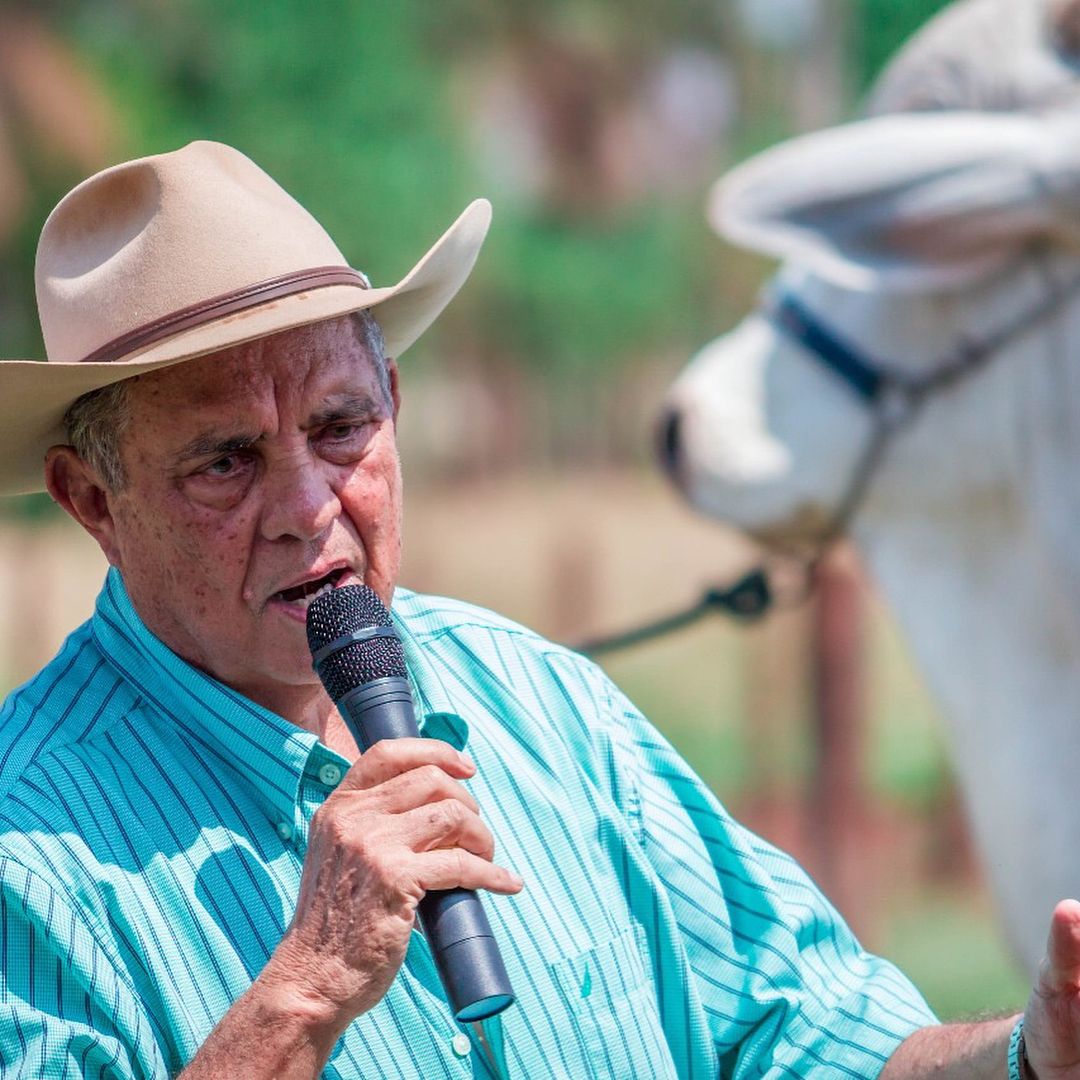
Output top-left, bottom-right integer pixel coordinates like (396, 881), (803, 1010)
(62, 309), (391, 493)
(63, 378), (133, 493)
(350, 309), (392, 407)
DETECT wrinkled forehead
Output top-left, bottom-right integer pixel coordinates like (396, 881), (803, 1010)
(127, 314), (382, 416)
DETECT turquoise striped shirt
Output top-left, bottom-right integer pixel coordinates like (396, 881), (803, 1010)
(0, 568), (935, 1077)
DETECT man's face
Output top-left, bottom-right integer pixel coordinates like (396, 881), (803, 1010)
(103, 315), (401, 711)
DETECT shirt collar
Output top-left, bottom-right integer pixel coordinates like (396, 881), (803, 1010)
(90, 572), (469, 826)
(91, 568), (319, 827)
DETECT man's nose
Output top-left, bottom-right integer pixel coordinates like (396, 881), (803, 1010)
(260, 458), (341, 542)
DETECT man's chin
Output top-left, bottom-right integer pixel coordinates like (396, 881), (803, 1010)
(222, 656), (326, 719)
(268, 642), (323, 687)
(227, 634), (323, 696)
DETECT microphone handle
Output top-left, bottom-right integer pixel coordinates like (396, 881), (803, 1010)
(335, 677), (515, 1022)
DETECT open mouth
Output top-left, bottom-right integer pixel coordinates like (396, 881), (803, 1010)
(271, 568), (346, 608)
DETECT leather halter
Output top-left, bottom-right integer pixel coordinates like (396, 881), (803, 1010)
(761, 268), (1080, 544)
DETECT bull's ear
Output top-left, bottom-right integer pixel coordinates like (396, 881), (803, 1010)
(711, 110), (1080, 291)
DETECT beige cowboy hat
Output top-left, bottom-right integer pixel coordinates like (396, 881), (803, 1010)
(0, 139), (491, 495)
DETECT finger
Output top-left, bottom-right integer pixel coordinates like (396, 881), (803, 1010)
(341, 738), (475, 791)
(1039, 899), (1080, 993)
(397, 799), (496, 861)
(414, 847), (525, 896)
(363, 764), (480, 818)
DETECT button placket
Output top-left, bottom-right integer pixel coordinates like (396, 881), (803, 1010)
(318, 762), (343, 787)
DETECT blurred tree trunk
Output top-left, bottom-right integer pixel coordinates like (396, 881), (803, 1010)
(808, 545), (872, 935)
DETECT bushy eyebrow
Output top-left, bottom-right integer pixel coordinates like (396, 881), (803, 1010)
(171, 393), (385, 464)
(173, 432), (260, 464)
(306, 392), (385, 429)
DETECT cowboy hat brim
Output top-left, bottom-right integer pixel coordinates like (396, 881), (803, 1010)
(0, 198), (491, 496)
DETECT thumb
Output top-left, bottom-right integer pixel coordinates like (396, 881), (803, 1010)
(1025, 900), (1080, 1073)
(1040, 900), (1080, 994)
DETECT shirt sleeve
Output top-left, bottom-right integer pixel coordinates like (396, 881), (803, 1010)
(0, 856), (169, 1079)
(589, 667), (939, 1079)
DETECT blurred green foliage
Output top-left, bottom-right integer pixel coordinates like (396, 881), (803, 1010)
(883, 895), (1029, 1019)
(853, 0), (953, 95)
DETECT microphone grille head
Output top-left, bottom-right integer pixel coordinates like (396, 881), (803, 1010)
(306, 585), (406, 698)
(305, 583), (392, 646)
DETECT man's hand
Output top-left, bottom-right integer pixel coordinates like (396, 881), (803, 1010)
(261, 738), (523, 1039)
(1022, 899), (1080, 1077)
(881, 900), (1080, 1080)
(179, 739), (521, 1080)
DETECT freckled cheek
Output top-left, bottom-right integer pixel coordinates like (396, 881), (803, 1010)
(147, 506), (258, 602)
(339, 466), (401, 536)
(338, 466), (402, 593)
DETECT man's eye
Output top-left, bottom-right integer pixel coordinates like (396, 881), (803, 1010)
(326, 423), (359, 440)
(205, 454), (239, 476)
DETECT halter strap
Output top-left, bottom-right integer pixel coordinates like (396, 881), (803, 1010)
(764, 290), (885, 404)
(761, 265), (1080, 546)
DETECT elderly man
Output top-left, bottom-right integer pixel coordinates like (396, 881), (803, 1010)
(0, 141), (1076, 1079)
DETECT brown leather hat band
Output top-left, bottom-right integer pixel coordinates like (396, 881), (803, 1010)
(81, 265), (370, 362)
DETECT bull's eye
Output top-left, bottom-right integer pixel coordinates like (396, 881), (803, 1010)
(657, 408), (682, 475)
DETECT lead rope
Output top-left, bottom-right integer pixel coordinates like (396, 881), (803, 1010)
(574, 566), (777, 656)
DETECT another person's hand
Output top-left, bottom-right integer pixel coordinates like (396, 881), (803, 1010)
(261, 738), (523, 1035)
(1022, 899), (1080, 1077)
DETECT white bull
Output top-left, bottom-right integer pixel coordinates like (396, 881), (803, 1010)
(661, 0), (1080, 973)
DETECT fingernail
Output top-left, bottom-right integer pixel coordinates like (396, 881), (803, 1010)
(510, 872), (525, 888)
(458, 752), (475, 770)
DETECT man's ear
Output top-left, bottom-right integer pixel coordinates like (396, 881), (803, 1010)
(44, 446), (122, 567)
(387, 358), (401, 423)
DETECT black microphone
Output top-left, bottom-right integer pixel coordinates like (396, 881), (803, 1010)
(306, 584), (515, 1022)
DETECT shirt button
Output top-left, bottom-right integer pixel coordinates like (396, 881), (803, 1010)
(451, 1033), (471, 1058)
(276, 820), (294, 842)
(318, 763), (343, 787)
